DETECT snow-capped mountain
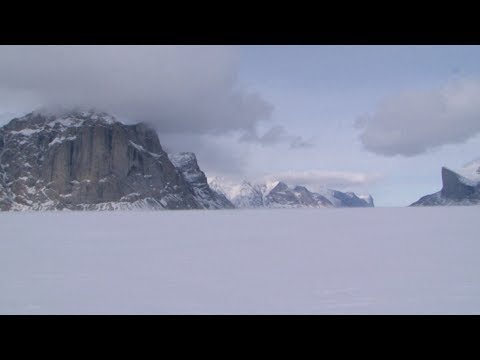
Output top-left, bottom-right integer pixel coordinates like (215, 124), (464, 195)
(316, 188), (374, 207)
(208, 177), (374, 208)
(208, 178), (272, 208)
(410, 166), (480, 206)
(0, 108), (232, 210)
(168, 152), (234, 209)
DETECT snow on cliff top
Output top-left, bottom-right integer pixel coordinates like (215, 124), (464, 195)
(33, 108), (117, 124)
(3, 108), (120, 132)
(459, 159), (480, 184)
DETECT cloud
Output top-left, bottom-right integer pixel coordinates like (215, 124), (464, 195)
(261, 170), (383, 190)
(0, 111), (17, 124)
(160, 133), (248, 176)
(357, 78), (480, 156)
(0, 45), (316, 175)
(0, 46), (273, 136)
(289, 135), (315, 149)
(240, 125), (314, 149)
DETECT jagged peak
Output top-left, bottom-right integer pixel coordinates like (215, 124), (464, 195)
(440, 166), (477, 200)
(263, 180), (281, 194)
(208, 176), (245, 189)
(269, 181), (289, 192)
(293, 185), (309, 192)
(441, 166), (478, 188)
(206, 177), (375, 208)
(411, 165), (480, 206)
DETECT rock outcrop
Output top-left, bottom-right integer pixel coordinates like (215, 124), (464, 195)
(264, 182), (334, 208)
(0, 109), (232, 210)
(411, 167), (480, 206)
(168, 152), (234, 209)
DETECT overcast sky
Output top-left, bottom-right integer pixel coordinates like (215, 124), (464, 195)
(1, 45), (480, 206)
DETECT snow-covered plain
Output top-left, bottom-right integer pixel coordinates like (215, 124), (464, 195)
(1, 207), (479, 314)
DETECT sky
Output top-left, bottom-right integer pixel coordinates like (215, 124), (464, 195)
(1, 45), (480, 206)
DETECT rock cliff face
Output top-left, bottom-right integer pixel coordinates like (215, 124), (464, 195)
(0, 109), (232, 210)
(411, 167), (480, 206)
(168, 152), (234, 209)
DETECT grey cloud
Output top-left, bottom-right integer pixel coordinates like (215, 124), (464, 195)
(160, 133), (249, 176)
(0, 112), (17, 124)
(240, 125), (314, 149)
(0, 45), (272, 135)
(0, 45), (310, 176)
(0, 45), (293, 176)
(357, 78), (480, 156)
(289, 135), (314, 149)
(261, 170), (383, 191)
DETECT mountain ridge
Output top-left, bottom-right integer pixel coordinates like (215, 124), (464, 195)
(1, 108), (374, 211)
(410, 166), (480, 206)
(208, 177), (374, 208)
(0, 109), (231, 210)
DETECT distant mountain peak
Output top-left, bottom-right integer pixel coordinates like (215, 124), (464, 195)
(441, 166), (478, 194)
(270, 181), (288, 192)
(411, 165), (480, 206)
(209, 177), (374, 209)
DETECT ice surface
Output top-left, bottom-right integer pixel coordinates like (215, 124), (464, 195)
(1, 207), (480, 314)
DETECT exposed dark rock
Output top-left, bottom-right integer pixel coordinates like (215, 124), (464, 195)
(168, 152), (234, 209)
(440, 167), (476, 200)
(0, 109), (230, 210)
(411, 166), (480, 206)
(328, 190), (373, 207)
